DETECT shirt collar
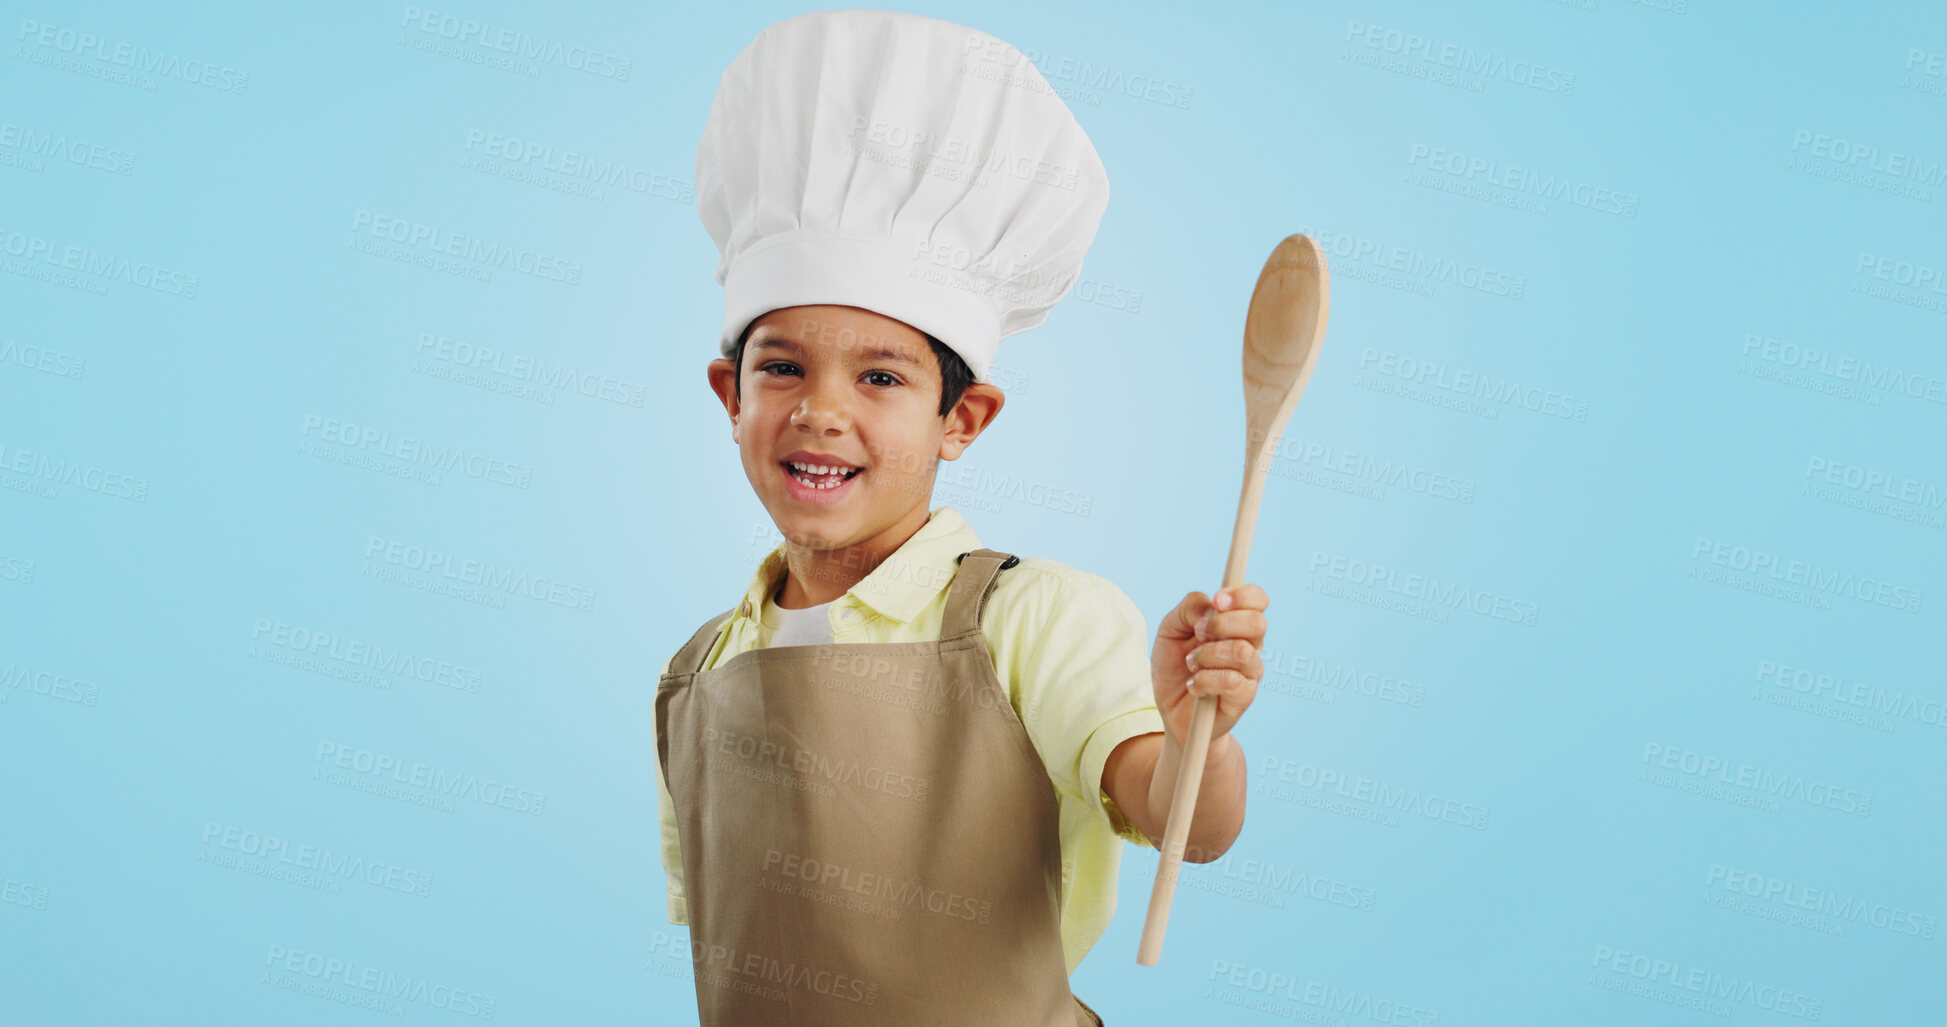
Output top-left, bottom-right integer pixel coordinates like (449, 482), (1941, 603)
(738, 506), (982, 624)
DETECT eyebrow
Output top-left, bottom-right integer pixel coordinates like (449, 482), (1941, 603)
(752, 336), (926, 369)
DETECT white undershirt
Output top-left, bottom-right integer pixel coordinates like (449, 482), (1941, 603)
(758, 588), (836, 647)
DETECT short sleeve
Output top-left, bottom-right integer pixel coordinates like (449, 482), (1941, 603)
(986, 564), (1167, 843)
(651, 654), (689, 925)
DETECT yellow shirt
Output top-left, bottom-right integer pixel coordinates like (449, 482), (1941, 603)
(653, 505), (1167, 974)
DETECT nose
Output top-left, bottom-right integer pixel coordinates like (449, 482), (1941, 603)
(791, 378), (852, 435)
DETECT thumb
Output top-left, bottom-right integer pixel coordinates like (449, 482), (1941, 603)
(1158, 591), (1211, 643)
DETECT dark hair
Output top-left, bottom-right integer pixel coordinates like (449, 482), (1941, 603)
(729, 321), (975, 417)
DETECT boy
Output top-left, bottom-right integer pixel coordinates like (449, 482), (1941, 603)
(653, 11), (1270, 1026)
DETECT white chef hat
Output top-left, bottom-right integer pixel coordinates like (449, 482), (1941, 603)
(695, 8), (1111, 385)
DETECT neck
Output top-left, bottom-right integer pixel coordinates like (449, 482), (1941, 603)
(775, 505), (932, 608)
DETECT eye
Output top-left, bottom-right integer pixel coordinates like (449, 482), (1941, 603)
(862, 370), (902, 388)
(758, 361), (801, 377)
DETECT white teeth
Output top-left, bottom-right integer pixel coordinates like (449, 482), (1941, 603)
(789, 460), (856, 476)
(787, 460), (857, 489)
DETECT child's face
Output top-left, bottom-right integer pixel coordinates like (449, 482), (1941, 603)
(707, 305), (1000, 555)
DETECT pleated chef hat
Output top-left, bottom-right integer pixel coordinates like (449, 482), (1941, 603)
(695, 8), (1111, 385)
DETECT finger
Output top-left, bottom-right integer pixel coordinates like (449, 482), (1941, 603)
(1212, 583), (1269, 612)
(1188, 639), (1263, 678)
(1211, 669), (1259, 714)
(1197, 608), (1267, 643)
(1197, 666), (1258, 704)
(1187, 667), (1253, 704)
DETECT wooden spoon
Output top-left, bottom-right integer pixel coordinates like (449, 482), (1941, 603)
(1137, 232), (1331, 965)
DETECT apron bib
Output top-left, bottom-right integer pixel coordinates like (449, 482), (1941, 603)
(657, 548), (1104, 1026)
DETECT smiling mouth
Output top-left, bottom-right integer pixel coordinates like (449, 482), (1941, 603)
(781, 460), (863, 490)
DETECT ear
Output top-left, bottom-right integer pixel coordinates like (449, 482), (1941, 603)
(939, 382), (1004, 460)
(707, 358), (741, 441)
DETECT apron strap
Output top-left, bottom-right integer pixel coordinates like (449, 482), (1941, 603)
(667, 547), (1017, 676)
(665, 607), (736, 679)
(941, 548), (1019, 641)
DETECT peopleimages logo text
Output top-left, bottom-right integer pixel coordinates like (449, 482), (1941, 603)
(315, 742), (546, 815)
(363, 537), (596, 612)
(1691, 537), (1922, 612)
(1641, 742), (1872, 816)
(1310, 551), (1540, 626)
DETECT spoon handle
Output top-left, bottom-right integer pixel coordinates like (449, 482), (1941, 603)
(1137, 446), (1269, 964)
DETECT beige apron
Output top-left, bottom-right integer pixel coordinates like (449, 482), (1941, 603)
(657, 548), (1105, 1026)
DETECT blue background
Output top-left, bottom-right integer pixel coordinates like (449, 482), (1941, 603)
(4, 1), (1943, 1023)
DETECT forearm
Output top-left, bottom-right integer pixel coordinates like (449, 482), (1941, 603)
(1116, 730), (1248, 862)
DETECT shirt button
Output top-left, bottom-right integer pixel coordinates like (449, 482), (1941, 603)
(840, 609), (856, 618)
